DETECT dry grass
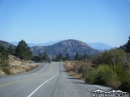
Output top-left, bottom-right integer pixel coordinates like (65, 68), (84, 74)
(11, 65), (39, 74)
(64, 61), (73, 71)
(64, 61), (84, 80)
(0, 70), (6, 75)
(0, 55), (39, 75)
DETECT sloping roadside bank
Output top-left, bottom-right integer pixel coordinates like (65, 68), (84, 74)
(0, 55), (39, 76)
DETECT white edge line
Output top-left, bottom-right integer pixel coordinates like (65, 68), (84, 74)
(27, 63), (58, 97)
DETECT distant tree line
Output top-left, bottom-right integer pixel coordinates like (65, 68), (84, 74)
(50, 52), (91, 62)
(32, 51), (50, 62)
(75, 52), (91, 61)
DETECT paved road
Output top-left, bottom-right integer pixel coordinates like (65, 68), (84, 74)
(0, 62), (111, 97)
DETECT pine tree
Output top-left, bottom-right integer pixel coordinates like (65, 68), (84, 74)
(52, 56), (55, 61)
(16, 40), (32, 61)
(65, 53), (70, 61)
(43, 51), (49, 62)
(7, 46), (16, 55)
(126, 36), (130, 52)
(55, 55), (59, 61)
(32, 55), (41, 62)
(58, 53), (63, 61)
(38, 53), (43, 62)
(75, 52), (81, 60)
(83, 54), (90, 60)
(0, 46), (9, 68)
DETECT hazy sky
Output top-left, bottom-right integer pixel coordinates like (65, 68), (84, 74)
(0, 0), (130, 47)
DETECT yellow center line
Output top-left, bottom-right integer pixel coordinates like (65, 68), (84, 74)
(0, 63), (54, 87)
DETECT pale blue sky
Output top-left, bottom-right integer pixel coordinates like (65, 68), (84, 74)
(0, 0), (130, 47)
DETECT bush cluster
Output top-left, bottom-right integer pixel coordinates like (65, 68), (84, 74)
(92, 49), (126, 66)
(73, 60), (92, 74)
(85, 65), (130, 93)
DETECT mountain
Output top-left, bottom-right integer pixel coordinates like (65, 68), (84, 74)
(0, 40), (15, 49)
(11, 40), (112, 50)
(87, 42), (113, 50)
(31, 39), (100, 57)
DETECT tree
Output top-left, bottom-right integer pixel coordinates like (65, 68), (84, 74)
(0, 46), (9, 68)
(126, 36), (130, 52)
(65, 53), (70, 61)
(58, 53), (63, 61)
(75, 52), (81, 60)
(92, 49), (125, 66)
(32, 55), (41, 62)
(7, 46), (16, 55)
(54, 53), (63, 61)
(43, 51), (49, 62)
(15, 40), (32, 61)
(51, 56), (55, 61)
(83, 54), (91, 60)
(55, 54), (59, 61)
(39, 53), (43, 62)
(120, 36), (130, 53)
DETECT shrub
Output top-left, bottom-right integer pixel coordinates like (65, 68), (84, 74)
(113, 65), (126, 78)
(92, 49), (125, 66)
(85, 64), (130, 92)
(85, 68), (97, 84)
(2, 67), (11, 75)
(118, 71), (130, 93)
(85, 65), (118, 86)
(73, 60), (92, 74)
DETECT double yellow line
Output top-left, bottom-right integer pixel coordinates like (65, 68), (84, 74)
(0, 63), (53, 87)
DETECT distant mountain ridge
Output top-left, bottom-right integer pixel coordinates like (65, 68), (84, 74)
(31, 39), (100, 57)
(1, 39), (111, 57)
(11, 40), (112, 50)
(87, 42), (113, 50)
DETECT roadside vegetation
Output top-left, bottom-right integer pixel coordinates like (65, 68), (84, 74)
(32, 51), (50, 62)
(0, 40), (37, 75)
(64, 36), (130, 93)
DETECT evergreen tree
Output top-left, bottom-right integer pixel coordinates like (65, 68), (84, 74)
(65, 53), (70, 61)
(16, 40), (32, 60)
(0, 46), (9, 68)
(126, 36), (130, 52)
(43, 51), (49, 62)
(7, 46), (16, 55)
(58, 53), (63, 61)
(75, 52), (81, 60)
(83, 54), (90, 60)
(55, 54), (59, 61)
(38, 53), (43, 62)
(51, 56), (55, 61)
(32, 55), (41, 62)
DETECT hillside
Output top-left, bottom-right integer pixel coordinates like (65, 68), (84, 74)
(31, 39), (100, 57)
(0, 40), (15, 49)
(0, 55), (38, 75)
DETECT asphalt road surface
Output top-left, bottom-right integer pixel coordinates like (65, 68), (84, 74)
(0, 62), (112, 97)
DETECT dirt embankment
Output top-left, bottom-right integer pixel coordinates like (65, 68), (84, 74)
(0, 55), (38, 75)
